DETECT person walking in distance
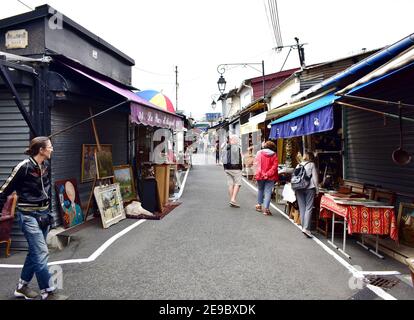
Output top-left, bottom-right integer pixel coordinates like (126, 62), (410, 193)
(295, 151), (319, 238)
(215, 140), (220, 165)
(223, 135), (243, 208)
(0, 137), (67, 300)
(254, 141), (279, 216)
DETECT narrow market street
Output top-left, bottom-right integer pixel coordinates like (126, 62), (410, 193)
(1, 152), (413, 300)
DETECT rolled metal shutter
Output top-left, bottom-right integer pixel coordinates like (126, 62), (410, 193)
(343, 106), (414, 195)
(0, 89), (31, 250)
(50, 103), (128, 227)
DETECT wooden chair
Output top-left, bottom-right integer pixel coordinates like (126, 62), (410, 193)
(0, 193), (17, 257)
(364, 185), (377, 200)
(343, 180), (365, 195)
(373, 190), (396, 206)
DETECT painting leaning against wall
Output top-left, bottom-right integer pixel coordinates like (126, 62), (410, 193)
(94, 183), (126, 229)
(55, 179), (84, 229)
(397, 202), (414, 247)
(81, 144), (112, 183)
(113, 165), (137, 203)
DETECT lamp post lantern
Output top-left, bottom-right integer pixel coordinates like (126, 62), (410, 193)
(211, 99), (217, 110)
(217, 75), (227, 94)
(216, 61), (265, 99)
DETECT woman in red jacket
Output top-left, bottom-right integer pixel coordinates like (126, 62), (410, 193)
(254, 141), (278, 216)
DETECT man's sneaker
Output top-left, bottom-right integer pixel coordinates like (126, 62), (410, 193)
(42, 291), (68, 300)
(14, 285), (39, 300)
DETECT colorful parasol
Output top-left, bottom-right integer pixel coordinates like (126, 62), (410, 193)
(135, 90), (175, 113)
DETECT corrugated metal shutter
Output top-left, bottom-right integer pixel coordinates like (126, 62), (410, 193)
(0, 89), (31, 250)
(344, 106), (414, 195)
(50, 103), (128, 227)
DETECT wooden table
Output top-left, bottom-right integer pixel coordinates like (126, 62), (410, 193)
(320, 194), (398, 259)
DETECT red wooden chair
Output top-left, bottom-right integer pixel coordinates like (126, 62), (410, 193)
(0, 193), (17, 257)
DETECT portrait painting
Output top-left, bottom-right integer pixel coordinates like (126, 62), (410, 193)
(397, 202), (414, 247)
(81, 144), (112, 183)
(55, 179), (84, 229)
(113, 165), (137, 203)
(94, 183), (126, 229)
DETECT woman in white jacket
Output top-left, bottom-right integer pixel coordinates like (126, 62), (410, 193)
(295, 151), (319, 238)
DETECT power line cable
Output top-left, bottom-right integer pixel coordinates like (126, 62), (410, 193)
(270, 0), (283, 48)
(16, 0), (33, 10)
(263, 0), (276, 47)
(273, 0), (283, 47)
(268, 0), (280, 47)
(132, 65), (172, 77)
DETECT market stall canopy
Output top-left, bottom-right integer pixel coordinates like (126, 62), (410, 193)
(61, 63), (183, 131)
(241, 111), (268, 135)
(269, 92), (339, 139)
(289, 33), (414, 104)
(338, 46), (414, 95)
(249, 111), (267, 126)
(135, 90), (176, 113)
(265, 89), (334, 121)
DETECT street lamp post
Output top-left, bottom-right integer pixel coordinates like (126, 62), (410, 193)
(211, 93), (221, 111)
(216, 61), (265, 99)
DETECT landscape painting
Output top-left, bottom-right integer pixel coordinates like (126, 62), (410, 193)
(94, 183), (126, 229)
(113, 165), (137, 203)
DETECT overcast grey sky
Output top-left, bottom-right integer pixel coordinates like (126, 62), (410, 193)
(2, 0), (414, 119)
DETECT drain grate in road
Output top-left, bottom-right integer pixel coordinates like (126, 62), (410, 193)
(366, 276), (400, 289)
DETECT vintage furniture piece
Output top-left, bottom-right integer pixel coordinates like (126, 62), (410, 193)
(343, 180), (366, 195)
(320, 194), (397, 259)
(373, 190), (396, 206)
(0, 193), (17, 257)
(154, 164), (170, 210)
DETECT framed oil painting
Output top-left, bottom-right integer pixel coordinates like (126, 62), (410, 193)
(81, 144), (112, 183)
(95, 149), (114, 180)
(55, 179), (84, 229)
(94, 183), (126, 229)
(113, 165), (137, 203)
(397, 202), (414, 247)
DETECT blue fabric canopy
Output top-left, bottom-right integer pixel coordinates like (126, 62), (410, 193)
(348, 60), (414, 94)
(269, 92), (338, 139)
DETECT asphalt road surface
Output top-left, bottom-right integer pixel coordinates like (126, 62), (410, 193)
(0, 153), (413, 300)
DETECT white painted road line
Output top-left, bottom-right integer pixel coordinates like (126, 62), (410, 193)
(242, 178), (398, 300)
(0, 167), (192, 269)
(366, 284), (398, 300)
(0, 220), (147, 269)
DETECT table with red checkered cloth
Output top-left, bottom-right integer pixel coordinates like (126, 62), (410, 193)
(319, 194), (398, 241)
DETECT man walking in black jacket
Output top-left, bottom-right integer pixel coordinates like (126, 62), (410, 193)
(0, 136), (67, 300)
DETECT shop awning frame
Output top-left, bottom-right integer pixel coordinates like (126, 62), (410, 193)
(269, 92), (339, 139)
(61, 62), (184, 131)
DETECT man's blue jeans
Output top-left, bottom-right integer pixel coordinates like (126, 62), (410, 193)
(257, 180), (275, 209)
(17, 210), (53, 291)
